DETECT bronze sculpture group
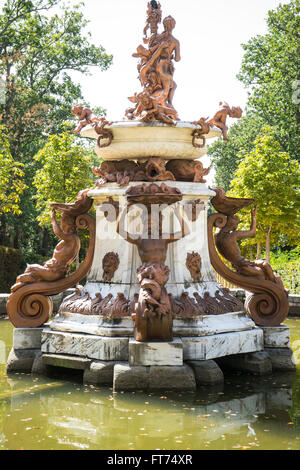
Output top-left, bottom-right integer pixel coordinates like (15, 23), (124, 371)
(7, 1), (289, 339)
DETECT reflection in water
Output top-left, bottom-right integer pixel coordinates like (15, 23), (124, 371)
(0, 341), (5, 365)
(0, 368), (299, 450)
(0, 319), (300, 450)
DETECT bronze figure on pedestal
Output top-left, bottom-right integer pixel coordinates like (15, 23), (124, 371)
(117, 185), (190, 341)
(7, 190), (95, 328)
(208, 188), (289, 326)
(125, 2), (181, 124)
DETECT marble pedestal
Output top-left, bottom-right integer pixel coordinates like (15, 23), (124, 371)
(5, 170), (296, 388)
(82, 181), (220, 302)
(6, 319), (296, 390)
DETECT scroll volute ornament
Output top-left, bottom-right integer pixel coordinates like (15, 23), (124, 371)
(7, 190), (96, 328)
(207, 189), (289, 326)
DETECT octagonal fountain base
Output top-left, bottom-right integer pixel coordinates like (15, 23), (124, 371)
(6, 177), (296, 389)
(6, 321), (296, 391)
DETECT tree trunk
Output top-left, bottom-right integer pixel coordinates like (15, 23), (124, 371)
(256, 242), (261, 259)
(265, 229), (271, 264)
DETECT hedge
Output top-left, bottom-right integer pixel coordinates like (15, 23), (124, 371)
(0, 245), (21, 293)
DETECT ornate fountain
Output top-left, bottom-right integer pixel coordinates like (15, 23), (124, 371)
(6, 1), (295, 390)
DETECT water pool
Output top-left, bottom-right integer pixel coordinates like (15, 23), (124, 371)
(0, 318), (299, 450)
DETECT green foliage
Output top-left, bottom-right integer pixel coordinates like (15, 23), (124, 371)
(33, 131), (95, 227)
(0, 0), (112, 148)
(209, 1), (300, 191)
(237, 0), (300, 161)
(0, 125), (27, 215)
(0, 0), (111, 263)
(207, 113), (265, 190)
(0, 245), (21, 293)
(228, 126), (300, 254)
(270, 247), (300, 294)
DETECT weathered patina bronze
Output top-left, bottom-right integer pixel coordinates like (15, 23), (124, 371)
(71, 105), (113, 147)
(211, 187), (254, 215)
(94, 118), (113, 148)
(192, 117), (211, 148)
(215, 207), (276, 282)
(208, 102), (243, 141)
(71, 105), (102, 134)
(186, 251), (202, 282)
(117, 196), (190, 341)
(102, 252), (120, 282)
(7, 190), (95, 328)
(59, 289), (130, 318)
(11, 190), (92, 292)
(125, 182), (182, 206)
(208, 188), (289, 326)
(92, 158), (209, 187)
(125, 2), (180, 124)
(166, 159), (210, 183)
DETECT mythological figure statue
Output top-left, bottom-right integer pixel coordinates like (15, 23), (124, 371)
(214, 206), (275, 282)
(71, 105), (102, 134)
(208, 102), (243, 141)
(117, 202), (189, 265)
(208, 188), (289, 326)
(125, 2), (181, 124)
(117, 198), (190, 341)
(11, 190), (92, 292)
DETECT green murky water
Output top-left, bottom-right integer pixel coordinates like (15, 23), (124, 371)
(0, 319), (299, 451)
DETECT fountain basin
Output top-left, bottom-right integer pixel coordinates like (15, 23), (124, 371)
(80, 121), (221, 160)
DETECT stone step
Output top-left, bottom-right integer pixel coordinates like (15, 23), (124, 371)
(113, 363), (196, 392)
(42, 353), (91, 370)
(129, 338), (183, 366)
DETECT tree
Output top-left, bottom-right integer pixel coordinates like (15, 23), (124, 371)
(33, 131), (96, 227)
(0, 0), (112, 152)
(237, 0), (300, 161)
(0, 0), (112, 259)
(228, 126), (300, 263)
(0, 125), (27, 215)
(207, 112), (265, 190)
(208, 1), (300, 191)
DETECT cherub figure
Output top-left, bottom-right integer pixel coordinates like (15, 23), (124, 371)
(126, 91), (177, 124)
(71, 104), (102, 134)
(11, 209), (80, 292)
(215, 206), (275, 282)
(208, 102), (243, 141)
(192, 117), (211, 147)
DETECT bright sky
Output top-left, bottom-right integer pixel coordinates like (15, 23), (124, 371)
(67, 0), (290, 122)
